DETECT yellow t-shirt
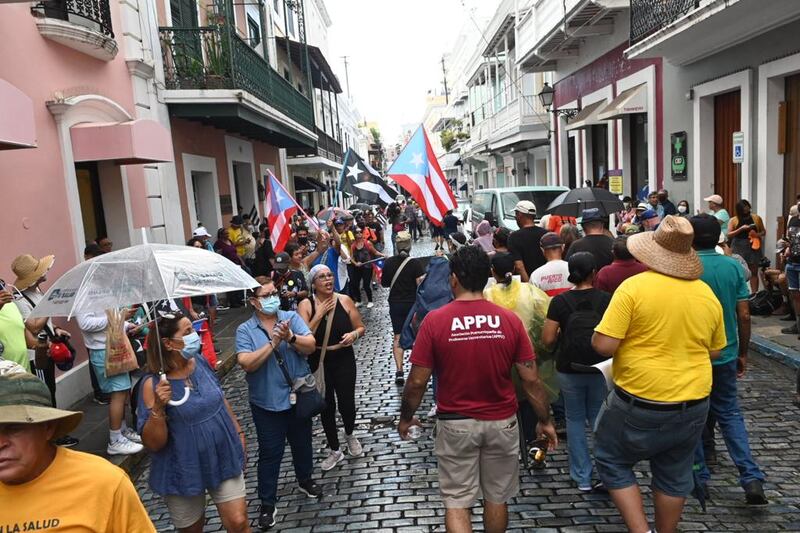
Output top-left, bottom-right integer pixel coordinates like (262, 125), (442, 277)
(228, 226), (246, 257)
(0, 447), (155, 532)
(595, 270), (726, 402)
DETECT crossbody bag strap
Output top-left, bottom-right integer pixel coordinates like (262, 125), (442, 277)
(390, 256), (412, 290)
(20, 292), (55, 337)
(313, 294), (338, 396)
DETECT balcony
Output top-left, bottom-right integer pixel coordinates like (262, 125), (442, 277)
(287, 126), (343, 169)
(626, 0), (800, 64)
(159, 24), (315, 148)
(32, 0), (117, 60)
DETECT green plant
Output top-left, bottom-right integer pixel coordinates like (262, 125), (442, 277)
(370, 127), (381, 144)
(440, 129), (456, 151)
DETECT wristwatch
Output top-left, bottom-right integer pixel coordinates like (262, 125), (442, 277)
(289, 334), (297, 344)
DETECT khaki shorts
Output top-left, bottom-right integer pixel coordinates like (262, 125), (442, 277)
(163, 473), (246, 528)
(435, 415), (520, 508)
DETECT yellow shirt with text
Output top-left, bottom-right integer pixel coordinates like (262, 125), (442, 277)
(594, 270), (726, 402)
(228, 226), (246, 257)
(0, 447), (155, 533)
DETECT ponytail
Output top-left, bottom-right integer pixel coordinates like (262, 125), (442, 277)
(502, 272), (513, 286)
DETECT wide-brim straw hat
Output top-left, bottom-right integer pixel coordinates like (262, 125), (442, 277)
(627, 215), (703, 280)
(0, 362), (83, 439)
(11, 253), (55, 291)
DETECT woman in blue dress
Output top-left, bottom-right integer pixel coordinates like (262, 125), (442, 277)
(137, 314), (249, 533)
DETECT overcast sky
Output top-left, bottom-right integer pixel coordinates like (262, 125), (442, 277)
(326, 0), (488, 144)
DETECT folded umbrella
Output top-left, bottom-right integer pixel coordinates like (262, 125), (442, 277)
(546, 187), (624, 217)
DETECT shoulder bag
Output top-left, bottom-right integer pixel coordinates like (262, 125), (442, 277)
(275, 344), (326, 420)
(390, 256), (412, 291)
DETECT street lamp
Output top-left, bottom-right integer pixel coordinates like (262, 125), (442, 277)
(538, 83), (579, 120)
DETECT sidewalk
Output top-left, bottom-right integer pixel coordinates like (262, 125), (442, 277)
(69, 305), (251, 474)
(750, 313), (800, 369)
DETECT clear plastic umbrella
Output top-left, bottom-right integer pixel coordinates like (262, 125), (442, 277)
(30, 243), (259, 405)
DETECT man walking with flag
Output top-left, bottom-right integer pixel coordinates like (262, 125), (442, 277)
(265, 171), (318, 253)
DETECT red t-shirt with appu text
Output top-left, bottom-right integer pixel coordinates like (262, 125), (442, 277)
(410, 299), (535, 420)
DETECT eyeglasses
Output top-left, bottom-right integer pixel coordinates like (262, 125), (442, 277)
(254, 290), (279, 298)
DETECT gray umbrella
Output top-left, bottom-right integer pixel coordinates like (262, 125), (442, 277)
(546, 187), (624, 217)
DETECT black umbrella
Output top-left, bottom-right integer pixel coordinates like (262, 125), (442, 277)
(546, 187), (624, 217)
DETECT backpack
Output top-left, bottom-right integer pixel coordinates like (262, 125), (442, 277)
(559, 291), (605, 369)
(399, 256), (454, 349)
(748, 290), (784, 316)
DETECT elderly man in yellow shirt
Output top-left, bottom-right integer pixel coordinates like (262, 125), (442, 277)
(591, 216), (726, 533)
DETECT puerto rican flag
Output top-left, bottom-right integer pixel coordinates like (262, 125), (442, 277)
(265, 170), (318, 253)
(387, 126), (457, 226)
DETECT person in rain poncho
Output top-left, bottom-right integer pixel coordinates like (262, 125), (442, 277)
(472, 220), (495, 255)
(484, 251), (557, 444)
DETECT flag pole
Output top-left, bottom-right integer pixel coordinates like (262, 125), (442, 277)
(334, 148), (351, 208)
(267, 170), (321, 231)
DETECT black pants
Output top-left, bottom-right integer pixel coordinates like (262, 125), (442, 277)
(349, 265), (373, 303)
(408, 221), (418, 241)
(320, 348), (357, 451)
(30, 358), (56, 407)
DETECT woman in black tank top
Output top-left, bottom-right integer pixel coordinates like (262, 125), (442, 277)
(298, 265), (366, 472)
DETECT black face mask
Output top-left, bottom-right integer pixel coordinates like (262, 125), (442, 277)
(298, 237), (309, 245)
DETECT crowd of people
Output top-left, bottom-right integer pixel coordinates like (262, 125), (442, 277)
(0, 188), (790, 533)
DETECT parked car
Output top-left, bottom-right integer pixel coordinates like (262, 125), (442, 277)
(454, 198), (472, 235)
(470, 186), (569, 231)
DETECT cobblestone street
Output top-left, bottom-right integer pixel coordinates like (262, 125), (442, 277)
(134, 239), (800, 532)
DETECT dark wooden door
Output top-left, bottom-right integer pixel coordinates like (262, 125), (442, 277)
(784, 74), (800, 207)
(714, 90), (741, 212)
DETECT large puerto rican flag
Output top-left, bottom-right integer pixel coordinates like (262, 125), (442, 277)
(265, 170), (318, 252)
(387, 125), (457, 226)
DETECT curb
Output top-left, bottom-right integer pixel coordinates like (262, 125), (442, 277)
(750, 334), (800, 370)
(119, 349), (237, 476)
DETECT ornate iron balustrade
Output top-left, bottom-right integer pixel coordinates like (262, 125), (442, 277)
(33, 0), (114, 37)
(315, 126), (342, 163)
(159, 24), (314, 130)
(630, 0), (700, 44)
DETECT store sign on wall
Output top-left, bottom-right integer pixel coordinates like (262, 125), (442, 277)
(671, 131), (687, 181)
(608, 169), (624, 195)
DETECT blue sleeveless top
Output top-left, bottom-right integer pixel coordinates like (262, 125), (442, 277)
(136, 354), (244, 496)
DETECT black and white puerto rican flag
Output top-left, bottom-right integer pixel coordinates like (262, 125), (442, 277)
(337, 148), (398, 207)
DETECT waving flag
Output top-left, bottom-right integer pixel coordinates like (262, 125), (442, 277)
(338, 149), (397, 207)
(387, 126), (457, 226)
(265, 170), (318, 252)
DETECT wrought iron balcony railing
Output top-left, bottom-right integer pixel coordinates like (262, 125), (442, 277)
(316, 126), (342, 163)
(159, 25), (314, 130)
(630, 0), (700, 45)
(33, 0), (114, 38)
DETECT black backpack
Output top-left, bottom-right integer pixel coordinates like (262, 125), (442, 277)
(748, 290), (783, 316)
(559, 291), (606, 368)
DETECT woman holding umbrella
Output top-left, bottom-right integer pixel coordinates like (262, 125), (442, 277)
(137, 313), (248, 533)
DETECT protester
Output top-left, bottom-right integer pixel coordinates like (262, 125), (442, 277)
(253, 223), (275, 278)
(647, 191), (662, 218)
(508, 200), (548, 282)
(530, 232), (573, 296)
(442, 209), (460, 239)
(350, 227), (384, 308)
(594, 236), (648, 294)
(97, 236), (113, 254)
(0, 364), (156, 531)
(677, 200), (690, 217)
(657, 189), (677, 216)
(298, 265), (366, 471)
(365, 211), (385, 252)
(0, 284), (29, 372)
(639, 209), (660, 231)
(271, 251), (308, 312)
(137, 314), (249, 532)
(77, 306), (143, 456)
(704, 193), (731, 239)
(493, 227), (511, 254)
(591, 215), (726, 533)
(690, 214), (767, 506)
(81, 244), (112, 404)
(728, 199), (765, 293)
(398, 245), (557, 533)
(387, 201), (406, 251)
(405, 201), (419, 241)
(11, 253), (79, 447)
(473, 220), (495, 255)
(192, 226), (215, 251)
(235, 281), (321, 530)
(560, 224), (581, 257)
(566, 208), (614, 270)
(228, 216), (251, 260)
(542, 252), (610, 492)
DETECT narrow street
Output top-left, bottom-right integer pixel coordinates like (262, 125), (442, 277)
(134, 239), (800, 532)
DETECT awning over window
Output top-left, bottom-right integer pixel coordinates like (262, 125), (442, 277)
(307, 176), (328, 191)
(565, 100), (607, 131)
(70, 119), (173, 164)
(294, 176), (326, 192)
(598, 84), (647, 121)
(459, 182), (468, 191)
(0, 78), (36, 150)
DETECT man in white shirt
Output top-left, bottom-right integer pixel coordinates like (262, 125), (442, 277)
(529, 232), (573, 297)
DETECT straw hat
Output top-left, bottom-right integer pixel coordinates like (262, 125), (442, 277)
(0, 363), (82, 439)
(627, 215), (703, 280)
(11, 254), (55, 291)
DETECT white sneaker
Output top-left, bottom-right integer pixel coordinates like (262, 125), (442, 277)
(122, 427), (142, 444)
(366, 302), (374, 309)
(427, 404), (438, 418)
(346, 434), (363, 457)
(107, 437), (143, 456)
(320, 449), (345, 471)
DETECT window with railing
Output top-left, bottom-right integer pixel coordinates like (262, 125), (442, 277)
(630, 0), (701, 44)
(32, 0), (114, 37)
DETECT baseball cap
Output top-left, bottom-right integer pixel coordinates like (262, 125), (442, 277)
(703, 194), (724, 205)
(540, 232), (563, 249)
(192, 226), (211, 238)
(514, 200), (537, 216)
(639, 209), (659, 221)
(689, 214), (722, 247)
(580, 208), (604, 224)
(274, 252), (290, 269)
(334, 218), (345, 226)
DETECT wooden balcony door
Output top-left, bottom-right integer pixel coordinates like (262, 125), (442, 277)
(784, 74), (800, 208)
(713, 90), (741, 211)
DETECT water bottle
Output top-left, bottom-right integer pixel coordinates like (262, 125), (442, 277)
(407, 424), (423, 440)
(527, 437), (549, 469)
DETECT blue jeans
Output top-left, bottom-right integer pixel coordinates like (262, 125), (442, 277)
(558, 372), (607, 487)
(693, 360), (765, 487)
(250, 404), (314, 505)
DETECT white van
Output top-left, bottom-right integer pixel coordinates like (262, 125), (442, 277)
(470, 186), (568, 231)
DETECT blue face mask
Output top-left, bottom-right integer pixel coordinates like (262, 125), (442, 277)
(259, 295), (281, 315)
(181, 331), (201, 359)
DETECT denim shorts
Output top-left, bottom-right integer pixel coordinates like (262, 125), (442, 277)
(786, 262), (800, 291)
(88, 349), (132, 393)
(593, 389), (709, 497)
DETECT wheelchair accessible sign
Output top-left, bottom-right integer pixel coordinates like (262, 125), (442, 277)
(732, 131), (744, 164)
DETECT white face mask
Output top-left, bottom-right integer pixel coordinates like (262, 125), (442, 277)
(678, 205), (687, 214)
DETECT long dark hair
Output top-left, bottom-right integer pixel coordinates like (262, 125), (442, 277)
(734, 199), (751, 221)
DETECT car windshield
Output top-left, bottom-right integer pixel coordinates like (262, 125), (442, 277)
(454, 199), (469, 214)
(501, 191), (564, 219)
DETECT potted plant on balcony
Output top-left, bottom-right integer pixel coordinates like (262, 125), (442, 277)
(203, 7), (229, 89)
